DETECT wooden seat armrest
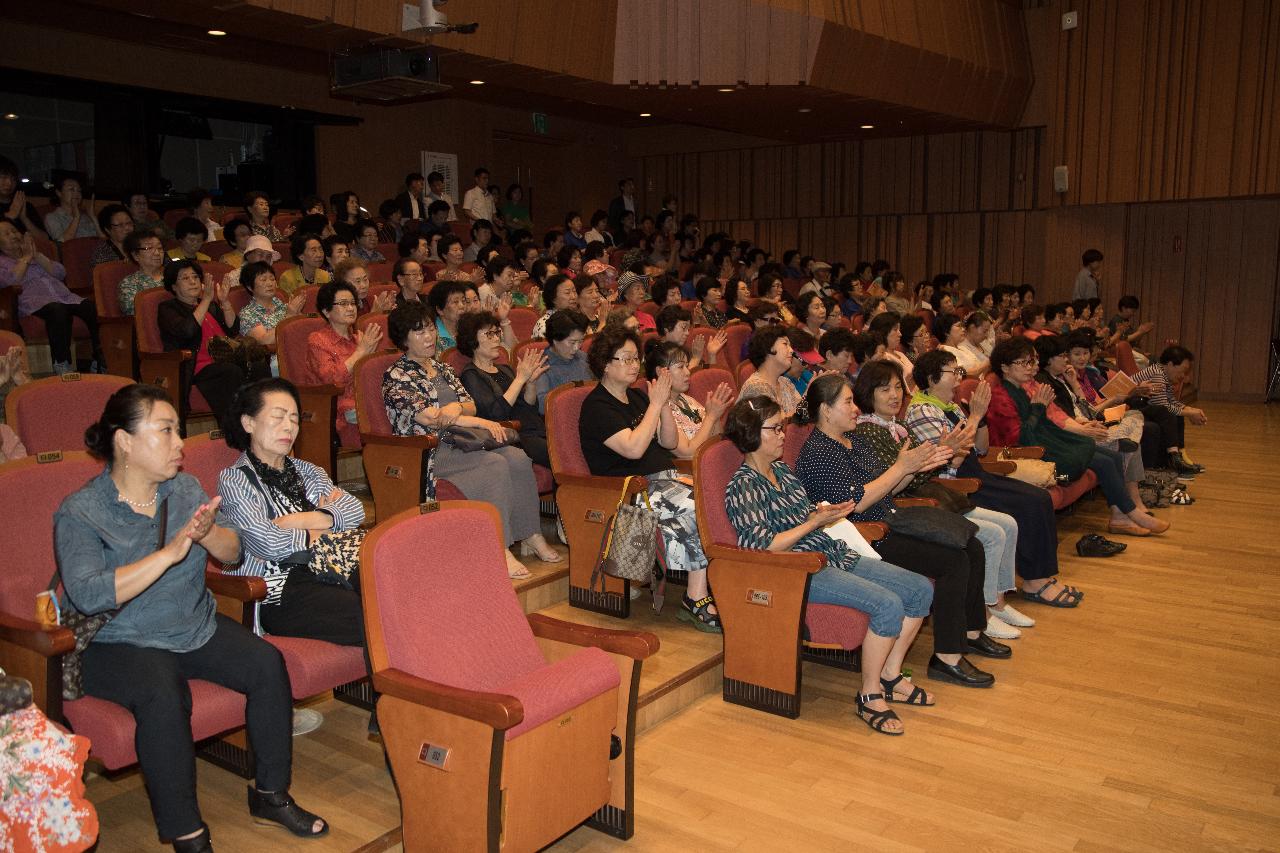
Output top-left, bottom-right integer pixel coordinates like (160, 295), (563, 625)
(855, 521), (888, 542)
(672, 458), (693, 475)
(992, 445), (1045, 460)
(937, 477), (981, 495)
(705, 544), (826, 573)
(978, 459), (1017, 476)
(99, 315), (133, 328)
(553, 473), (647, 494)
(372, 667), (523, 731)
(0, 613), (75, 657)
(139, 348), (191, 363)
(527, 613), (659, 660)
(204, 570), (267, 602)
(360, 432), (440, 451)
(893, 497), (938, 508)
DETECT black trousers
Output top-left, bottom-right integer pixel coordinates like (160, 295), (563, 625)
(873, 532), (987, 654)
(960, 455), (1059, 581)
(518, 432), (550, 469)
(1139, 403), (1184, 463)
(259, 567), (366, 648)
(192, 362), (247, 433)
(32, 300), (101, 365)
(82, 614), (293, 841)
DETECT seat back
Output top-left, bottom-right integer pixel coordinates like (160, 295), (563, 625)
(512, 339), (548, 363)
(354, 351), (402, 437)
(736, 360), (756, 388)
(179, 432), (241, 497)
(300, 285), (321, 315)
(441, 347), (469, 375)
(368, 282), (398, 303)
(6, 375), (134, 454)
(92, 261), (137, 317)
(59, 237), (99, 292)
(275, 315), (330, 383)
(687, 367), (734, 408)
(1114, 340), (1140, 375)
(691, 439), (745, 550)
(545, 381), (597, 478)
(954, 377), (980, 405)
(204, 240), (231, 259)
(133, 289), (171, 353)
(356, 312), (390, 341)
(508, 307), (538, 342)
(0, 452), (104, 618)
(363, 504), (546, 690)
(781, 423), (813, 469)
(719, 323), (752, 372)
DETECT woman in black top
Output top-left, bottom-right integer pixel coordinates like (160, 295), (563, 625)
(157, 259), (263, 431)
(578, 326), (719, 631)
(457, 310), (552, 468)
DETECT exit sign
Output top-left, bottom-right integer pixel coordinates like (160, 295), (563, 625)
(532, 112), (548, 135)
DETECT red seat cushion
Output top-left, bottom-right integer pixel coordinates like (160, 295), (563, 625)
(804, 604), (869, 650)
(266, 635), (367, 700)
(500, 646), (618, 740)
(64, 680), (247, 771)
(1049, 469), (1098, 510)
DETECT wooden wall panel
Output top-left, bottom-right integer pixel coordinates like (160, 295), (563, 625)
(1035, 0), (1280, 205)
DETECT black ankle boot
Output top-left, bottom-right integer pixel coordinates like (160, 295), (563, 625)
(172, 823), (213, 853)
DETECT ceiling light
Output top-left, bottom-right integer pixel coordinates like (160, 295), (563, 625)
(639, 112), (652, 117)
(207, 29), (226, 36)
(797, 108), (812, 113)
(19, 178), (29, 183)
(469, 79), (485, 85)
(717, 87), (734, 93)
(860, 124), (874, 129)
(3, 114), (16, 120)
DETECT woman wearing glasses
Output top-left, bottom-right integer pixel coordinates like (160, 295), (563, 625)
(985, 336), (1169, 538)
(905, 349), (1084, 613)
(579, 325), (720, 632)
(306, 280), (384, 448)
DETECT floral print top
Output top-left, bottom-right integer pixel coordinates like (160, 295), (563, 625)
(0, 703), (99, 852)
(117, 271), (163, 316)
(239, 297), (288, 335)
(382, 354), (472, 498)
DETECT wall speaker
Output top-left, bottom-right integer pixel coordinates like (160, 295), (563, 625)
(1053, 165), (1069, 193)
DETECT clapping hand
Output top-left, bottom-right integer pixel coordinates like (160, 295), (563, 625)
(690, 334), (707, 361)
(6, 190), (25, 220)
(705, 328), (727, 358)
(704, 382), (735, 420)
(897, 440), (952, 475)
(809, 500), (857, 527)
(372, 289), (397, 314)
(647, 369), (672, 407)
(215, 277), (232, 306)
(0, 346), (25, 387)
(1031, 383), (1056, 407)
(166, 497), (222, 563)
(286, 291), (306, 316)
(967, 379), (992, 421)
(17, 233), (36, 263)
(515, 346), (549, 383)
(200, 273), (217, 303)
(355, 322), (384, 356)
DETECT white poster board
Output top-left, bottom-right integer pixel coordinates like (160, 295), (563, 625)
(420, 151), (459, 202)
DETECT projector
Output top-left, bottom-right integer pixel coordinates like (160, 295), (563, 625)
(331, 48), (451, 101)
(403, 0), (479, 35)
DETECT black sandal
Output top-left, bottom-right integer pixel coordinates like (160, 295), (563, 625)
(247, 787), (329, 838)
(172, 824), (213, 853)
(855, 693), (903, 736)
(1020, 582), (1081, 608)
(676, 595), (722, 633)
(880, 673), (935, 706)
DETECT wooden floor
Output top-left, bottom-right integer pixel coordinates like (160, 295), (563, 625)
(82, 402), (1280, 852)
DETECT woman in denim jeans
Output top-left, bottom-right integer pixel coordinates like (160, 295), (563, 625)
(723, 395), (935, 736)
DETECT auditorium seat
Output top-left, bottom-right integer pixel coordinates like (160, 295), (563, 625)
(692, 438), (884, 718)
(5, 373), (133, 454)
(362, 502), (657, 849)
(687, 366), (735, 412)
(58, 237), (98, 295)
(274, 315), (342, 474)
(508, 306), (538, 342)
(133, 288), (213, 428)
(92, 260), (138, 378)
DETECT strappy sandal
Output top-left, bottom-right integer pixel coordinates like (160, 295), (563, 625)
(676, 595), (722, 633)
(247, 787), (329, 838)
(855, 693), (903, 736)
(880, 673), (935, 706)
(1020, 583), (1081, 608)
(1170, 487), (1194, 505)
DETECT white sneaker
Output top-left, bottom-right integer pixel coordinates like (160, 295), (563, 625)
(991, 603), (1035, 628)
(984, 615), (1021, 640)
(291, 708), (324, 736)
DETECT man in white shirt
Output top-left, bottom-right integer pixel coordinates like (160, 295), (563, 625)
(425, 171), (457, 222)
(461, 167), (496, 224)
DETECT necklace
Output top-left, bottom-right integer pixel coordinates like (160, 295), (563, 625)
(119, 489), (159, 509)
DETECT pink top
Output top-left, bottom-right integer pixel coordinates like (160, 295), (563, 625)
(193, 311), (223, 373)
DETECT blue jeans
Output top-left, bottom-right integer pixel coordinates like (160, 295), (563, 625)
(1091, 445), (1136, 512)
(965, 507), (1018, 605)
(806, 556), (934, 638)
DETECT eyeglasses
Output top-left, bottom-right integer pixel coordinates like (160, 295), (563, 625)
(1011, 358), (1038, 368)
(941, 366), (967, 378)
(611, 356), (641, 365)
(480, 328), (502, 340)
(331, 299), (358, 308)
(761, 423), (786, 435)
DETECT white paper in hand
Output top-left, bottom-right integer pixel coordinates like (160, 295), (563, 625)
(822, 517), (882, 560)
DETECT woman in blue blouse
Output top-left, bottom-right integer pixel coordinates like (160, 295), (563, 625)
(795, 371), (1001, 688)
(724, 397), (935, 735)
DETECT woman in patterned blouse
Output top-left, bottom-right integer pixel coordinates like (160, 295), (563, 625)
(382, 301), (554, 578)
(795, 370), (1001, 688)
(244, 191), (288, 243)
(723, 395), (935, 735)
(116, 231), (166, 316)
(735, 325), (806, 420)
(692, 276), (727, 329)
(238, 261), (304, 348)
(644, 340), (734, 457)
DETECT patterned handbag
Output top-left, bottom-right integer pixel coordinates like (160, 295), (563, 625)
(589, 475), (668, 612)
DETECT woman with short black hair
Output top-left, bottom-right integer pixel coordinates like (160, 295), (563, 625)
(306, 280), (384, 447)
